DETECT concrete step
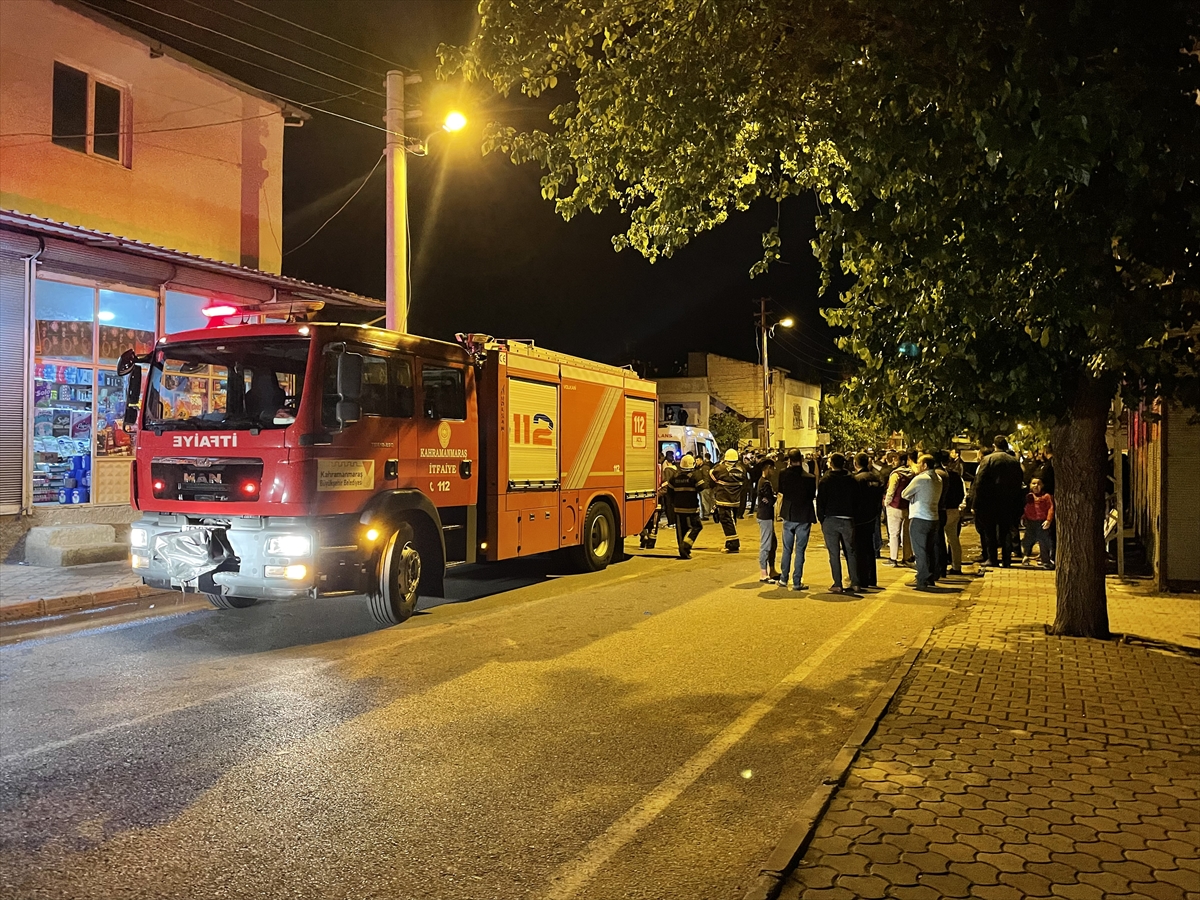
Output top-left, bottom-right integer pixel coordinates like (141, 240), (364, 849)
(25, 525), (129, 568)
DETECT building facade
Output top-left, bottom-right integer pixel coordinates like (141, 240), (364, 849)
(0, 2), (381, 561)
(655, 352), (822, 450)
(0, 0), (296, 273)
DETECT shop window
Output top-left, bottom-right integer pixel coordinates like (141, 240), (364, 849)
(52, 62), (127, 164)
(32, 362), (94, 505)
(165, 291), (212, 335)
(421, 364), (465, 420)
(36, 279), (93, 361)
(98, 290), (155, 365)
(33, 277), (159, 504)
(95, 369), (135, 458)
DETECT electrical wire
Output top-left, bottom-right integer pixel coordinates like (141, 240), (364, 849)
(75, 1), (383, 110)
(285, 153), (386, 257)
(230, 0), (414, 73)
(178, 0), (389, 82)
(1, 110), (279, 144)
(107, 0), (385, 99)
(772, 332), (846, 375)
(774, 332), (844, 372)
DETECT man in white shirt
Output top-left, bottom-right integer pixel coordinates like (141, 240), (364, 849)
(902, 454), (943, 590)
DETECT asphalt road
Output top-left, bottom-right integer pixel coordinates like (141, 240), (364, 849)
(0, 519), (966, 900)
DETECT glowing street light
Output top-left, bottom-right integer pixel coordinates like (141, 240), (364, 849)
(443, 111), (467, 133)
(778, 317), (795, 329)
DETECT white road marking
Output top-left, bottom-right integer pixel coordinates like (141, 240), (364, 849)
(542, 597), (890, 900)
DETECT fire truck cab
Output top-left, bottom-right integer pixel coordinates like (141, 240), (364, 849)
(122, 323), (658, 626)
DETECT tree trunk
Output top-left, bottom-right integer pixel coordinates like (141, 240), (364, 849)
(1048, 376), (1111, 638)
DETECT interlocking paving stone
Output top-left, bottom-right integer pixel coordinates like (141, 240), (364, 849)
(779, 567), (1200, 900)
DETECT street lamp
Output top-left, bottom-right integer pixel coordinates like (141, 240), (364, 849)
(756, 299), (793, 451)
(384, 69), (467, 333)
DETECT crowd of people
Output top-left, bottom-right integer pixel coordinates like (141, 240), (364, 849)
(645, 436), (1057, 594)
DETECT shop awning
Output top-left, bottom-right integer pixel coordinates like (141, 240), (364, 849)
(0, 210), (382, 314)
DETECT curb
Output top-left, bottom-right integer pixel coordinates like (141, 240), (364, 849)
(741, 624), (934, 900)
(0, 583), (166, 624)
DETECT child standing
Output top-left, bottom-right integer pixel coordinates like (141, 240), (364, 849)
(1021, 477), (1055, 568)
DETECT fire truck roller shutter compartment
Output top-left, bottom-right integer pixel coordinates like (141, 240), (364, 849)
(506, 376), (561, 557)
(624, 395), (658, 531)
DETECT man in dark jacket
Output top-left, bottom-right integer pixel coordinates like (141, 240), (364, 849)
(852, 453), (885, 588)
(746, 454), (764, 517)
(974, 435), (1025, 567)
(817, 453), (861, 593)
(710, 449), (746, 552)
(667, 454), (704, 559)
(777, 450), (817, 589)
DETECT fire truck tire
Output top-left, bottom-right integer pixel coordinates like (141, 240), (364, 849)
(571, 502), (617, 573)
(204, 592), (258, 610)
(371, 524), (422, 626)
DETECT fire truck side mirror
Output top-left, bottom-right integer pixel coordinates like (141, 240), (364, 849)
(116, 348), (139, 376)
(335, 350), (363, 428)
(122, 366), (142, 430)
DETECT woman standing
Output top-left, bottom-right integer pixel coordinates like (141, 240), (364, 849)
(756, 458), (780, 582)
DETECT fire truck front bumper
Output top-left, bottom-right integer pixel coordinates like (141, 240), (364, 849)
(129, 515), (319, 601)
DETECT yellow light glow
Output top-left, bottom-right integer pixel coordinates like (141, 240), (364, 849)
(740, 769), (753, 780)
(366, 528), (380, 542)
(778, 317), (795, 328)
(443, 110), (467, 132)
(131, 553), (149, 569)
(284, 564), (307, 581)
(480, 542), (488, 551)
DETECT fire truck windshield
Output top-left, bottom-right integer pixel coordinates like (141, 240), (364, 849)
(144, 338), (309, 431)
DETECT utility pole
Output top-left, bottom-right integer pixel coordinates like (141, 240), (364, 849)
(384, 70), (422, 333)
(758, 298), (771, 451)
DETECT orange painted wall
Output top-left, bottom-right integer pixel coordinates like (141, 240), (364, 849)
(0, 0), (284, 272)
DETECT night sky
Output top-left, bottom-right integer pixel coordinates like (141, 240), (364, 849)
(81, 0), (849, 385)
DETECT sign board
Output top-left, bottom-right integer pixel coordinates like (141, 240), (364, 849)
(317, 459), (375, 491)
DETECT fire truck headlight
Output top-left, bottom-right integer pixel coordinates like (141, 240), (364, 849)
(266, 564), (308, 581)
(130, 527), (148, 548)
(265, 534), (311, 557)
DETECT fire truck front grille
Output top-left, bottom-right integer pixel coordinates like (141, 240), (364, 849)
(150, 457), (265, 503)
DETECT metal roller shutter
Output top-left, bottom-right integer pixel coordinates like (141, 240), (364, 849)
(0, 253), (28, 512)
(38, 238), (174, 288)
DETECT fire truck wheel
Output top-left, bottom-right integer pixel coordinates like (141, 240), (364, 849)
(571, 502), (617, 572)
(204, 592), (258, 610)
(372, 525), (422, 626)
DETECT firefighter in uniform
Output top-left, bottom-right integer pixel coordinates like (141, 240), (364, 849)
(641, 451), (675, 549)
(711, 448), (746, 552)
(667, 454), (704, 559)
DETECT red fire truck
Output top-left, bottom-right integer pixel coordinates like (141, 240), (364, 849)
(119, 324), (658, 625)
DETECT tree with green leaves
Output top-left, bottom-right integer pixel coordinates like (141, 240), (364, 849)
(443, 0), (1199, 638)
(707, 410), (751, 452)
(819, 395), (890, 454)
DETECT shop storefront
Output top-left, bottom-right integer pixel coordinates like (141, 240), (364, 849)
(0, 211), (381, 556)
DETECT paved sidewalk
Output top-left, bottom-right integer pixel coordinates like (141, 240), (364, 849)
(0, 560), (160, 621)
(780, 567), (1200, 900)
